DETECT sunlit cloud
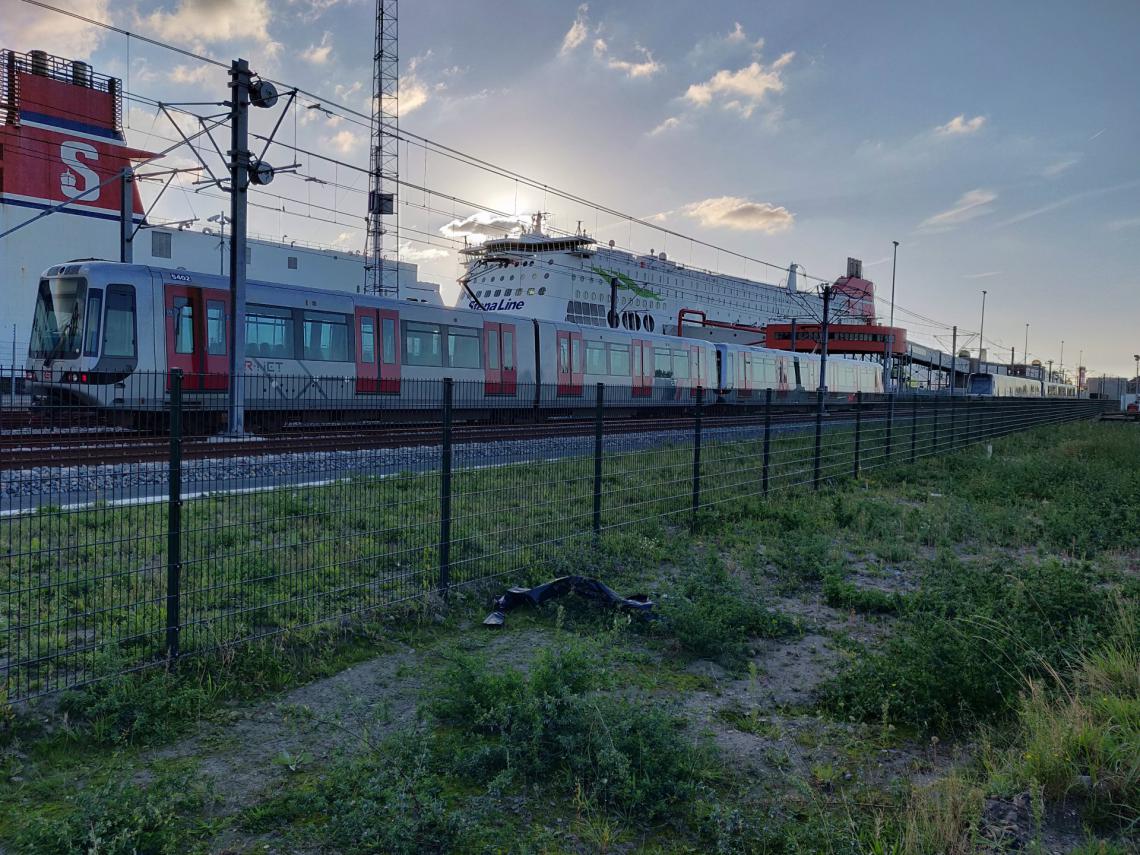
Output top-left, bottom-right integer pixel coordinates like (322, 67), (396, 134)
(683, 52), (794, 118)
(918, 189), (997, 231)
(440, 211), (529, 243)
(302, 31), (334, 65)
(560, 4), (589, 55)
(934, 114), (986, 136)
(682, 196), (795, 233)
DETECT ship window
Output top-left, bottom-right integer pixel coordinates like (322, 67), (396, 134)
(151, 231), (172, 259)
(527, 288), (536, 295)
(543, 273), (550, 279)
(288, 256), (298, 270)
(539, 287), (547, 294)
(207, 300), (226, 355)
(494, 289), (502, 297)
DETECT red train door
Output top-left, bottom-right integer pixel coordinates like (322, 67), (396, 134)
(691, 345), (703, 398)
(500, 322), (517, 395)
(355, 308), (379, 393)
(164, 283), (230, 391)
(738, 352), (753, 400)
(632, 339), (652, 397)
(355, 308), (400, 394)
(556, 330), (584, 396)
(484, 321), (501, 394)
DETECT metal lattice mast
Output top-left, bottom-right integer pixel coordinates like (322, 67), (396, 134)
(365, 0), (397, 296)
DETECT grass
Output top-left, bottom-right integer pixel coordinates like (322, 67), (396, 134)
(2, 415), (1136, 852)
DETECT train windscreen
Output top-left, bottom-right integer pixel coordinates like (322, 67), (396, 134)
(30, 277), (88, 361)
(967, 374), (993, 395)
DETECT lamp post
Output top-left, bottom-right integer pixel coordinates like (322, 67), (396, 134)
(207, 212), (230, 275)
(1059, 340), (1065, 382)
(979, 289), (987, 363)
(887, 240), (899, 390)
(1023, 323), (1029, 367)
(1134, 354), (1139, 394)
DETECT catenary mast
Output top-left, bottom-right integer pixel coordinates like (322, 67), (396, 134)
(364, 0), (398, 296)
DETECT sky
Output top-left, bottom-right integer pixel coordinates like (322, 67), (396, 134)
(5, 0), (1140, 377)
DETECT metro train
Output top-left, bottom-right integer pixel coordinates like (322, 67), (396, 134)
(966, 372), (1078, 398)
(24, 261), (884, 426)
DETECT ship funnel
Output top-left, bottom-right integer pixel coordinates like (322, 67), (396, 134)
(786, 262), (798, 293)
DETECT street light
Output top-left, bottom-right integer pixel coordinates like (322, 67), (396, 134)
(1134, 354), (1139, 394)
(979, 289), (987, 362)
(207, 212), (230, 275)
(1060, 340), (1065, 381)
(1023, 323), (1029, 367)
(887, 240), (899, 390)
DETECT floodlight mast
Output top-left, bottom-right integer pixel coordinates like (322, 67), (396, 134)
(364, 0), (399, 297)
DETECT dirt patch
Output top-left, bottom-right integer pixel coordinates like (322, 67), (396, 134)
(147, 625), (556, 817)
(979, 791), (1090, 854)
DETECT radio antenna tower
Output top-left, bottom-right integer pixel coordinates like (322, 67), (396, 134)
(364, 0), (398, 296)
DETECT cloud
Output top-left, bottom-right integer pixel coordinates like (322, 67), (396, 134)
(1108, 216), (1140, 231)
(560, 4), (589, 55)
(683, 53), (794, 118)
(140, 0), (281, 55)
(302, 31), (333, 65)
(5, 0), (111, 59)
(682, 196), (795, 233)
(169, 63), (214, 84)
(934, 114), (986, 136)
(1042, 156), (1080, 178)
(592, 38), (663, 79)
(399, 77), (431, 116)
(440, 212), (529, 243)
(996, 179), (1140, 228)
(918, 189), (997, 231)
(963, 271), (1001, 279)
(399, 241), (451, 263)
(323, 129), (362, 154)
(649, 116), (681, 136)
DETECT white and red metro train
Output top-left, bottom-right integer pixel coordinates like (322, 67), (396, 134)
(24, 261), (883, 424)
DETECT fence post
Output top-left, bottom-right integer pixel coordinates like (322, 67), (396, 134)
(910, 394), (918, 463)
(165, 369), (184, 661)
(593, 382), (604, 537)
(885, 392), (895, 463)
(762, 388), (772, 495)
(853, 390), (862, 478)
(950, 390), (958, 451)
(439, 377), (453, 593)
(691, 386), (703, 525)
(813, 387), (824, 489)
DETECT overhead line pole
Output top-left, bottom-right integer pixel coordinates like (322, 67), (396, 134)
(226, 59), (252, 437)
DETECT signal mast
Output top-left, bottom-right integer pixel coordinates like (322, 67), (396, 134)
(364, 0), (398, 296)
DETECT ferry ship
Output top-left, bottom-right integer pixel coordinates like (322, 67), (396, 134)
(0, 48), (439, 359)
(459, 214), (877, 341)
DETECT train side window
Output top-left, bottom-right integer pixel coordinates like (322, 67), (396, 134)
(103, 285), (137, 358)
(206, 300), (226, 355)
(632, 342), (643, 377)
(173, 297), (194, 354)
(654, 347), (673, 379)
(608, 342), (629, 376)
(360, 316), (376, 363)
(83, 289), (103, 357)
(302, 310), (350, 362)
(502, 329), (514, 370)
(672, 349), (689, 380)
(381, 317), (396, 364)
(403, 321), (443, 367)
(558, 336), (570, 373)
(448, 326), (482, 369)
(246, 305), (294, 358)
(586, 341), (606, 374)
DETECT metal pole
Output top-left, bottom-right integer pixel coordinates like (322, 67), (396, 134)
(887, 240), (898, 387)
(853, 390), (862, 478)
(593, 382), (604, 536)
(1024, 323), (1029, 366)
(789, 317), (798, 356)
(950, 326), (958, 396)
(226, 59), (252, 436)
(439, 377), (452, 593)
(885, 392), (895, 462)
(819, 285), (832, 409)
(691, 385), (703, 525)
(1059, 340), (1064, 379)
(120, 167), (134, 263)
(762, 388), (772, 495)
(165, 369), (183, 661)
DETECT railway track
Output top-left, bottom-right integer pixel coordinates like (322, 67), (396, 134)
(1, 407), (880, 470)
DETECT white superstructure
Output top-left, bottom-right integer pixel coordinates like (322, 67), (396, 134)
(459, 214), (825, 338)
